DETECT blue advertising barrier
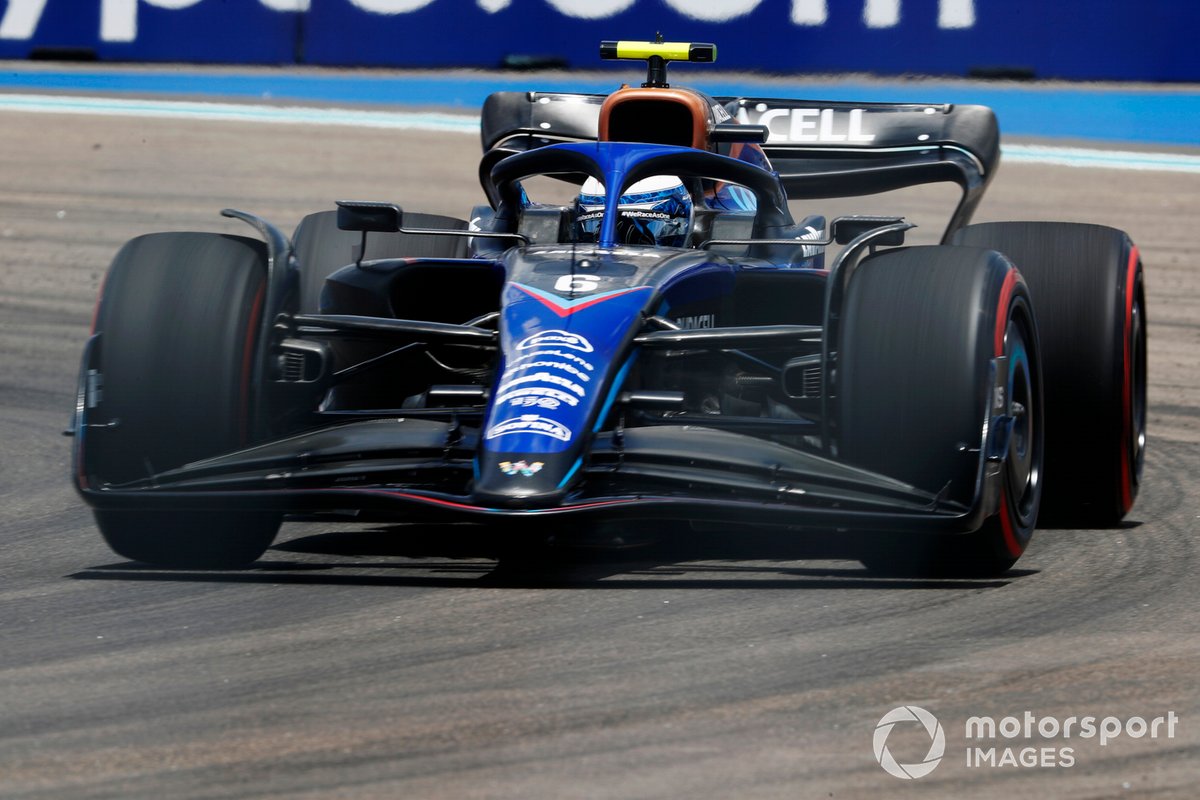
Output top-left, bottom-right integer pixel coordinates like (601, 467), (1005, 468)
(1, 1), (1197, 82)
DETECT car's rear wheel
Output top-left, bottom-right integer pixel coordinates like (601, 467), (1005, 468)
(838, 246), (1044, 576)
(292, 210), (469, 313)
(86, 232), (281, 568)
(952, 222), (1145, 526)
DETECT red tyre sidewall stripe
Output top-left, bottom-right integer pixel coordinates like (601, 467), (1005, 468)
(90, 272), (109, 334)
(239, 280), (267, 446)
(995, 268), (1022, 557)
(1118, 245), (1140, 514)
(994, 269), (1018, 356)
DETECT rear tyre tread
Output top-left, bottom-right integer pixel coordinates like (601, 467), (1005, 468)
(952, 221), (1145, 527)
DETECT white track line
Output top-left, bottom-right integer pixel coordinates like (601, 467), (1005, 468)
(1001, 144), (1200, 173)
(0, 92), (479, 132)
(3, 93), (1198, 173)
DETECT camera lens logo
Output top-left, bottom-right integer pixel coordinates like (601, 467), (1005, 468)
(873, 706), (946, 779)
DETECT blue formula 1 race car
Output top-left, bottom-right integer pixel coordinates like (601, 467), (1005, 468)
(70, 40), (1147, 576)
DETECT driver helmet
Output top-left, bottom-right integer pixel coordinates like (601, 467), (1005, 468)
(575, 174), (693, 247)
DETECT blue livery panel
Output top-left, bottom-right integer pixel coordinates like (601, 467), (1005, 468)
(1, 1), (1196, 82)
(485, 283), (652, 457)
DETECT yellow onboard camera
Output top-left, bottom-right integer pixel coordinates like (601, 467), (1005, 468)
(599, 37), (717, 88)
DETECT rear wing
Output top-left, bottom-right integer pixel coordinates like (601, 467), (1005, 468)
(480, 91), (1000, 239)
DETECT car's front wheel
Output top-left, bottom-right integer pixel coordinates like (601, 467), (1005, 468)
(838, 245), (1044, 576)
(85, 232), (281, 568)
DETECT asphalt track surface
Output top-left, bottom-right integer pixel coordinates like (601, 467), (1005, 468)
(1, 96), (1198, 799)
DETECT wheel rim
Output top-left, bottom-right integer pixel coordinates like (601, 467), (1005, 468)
(1004, 316), (1041, 528)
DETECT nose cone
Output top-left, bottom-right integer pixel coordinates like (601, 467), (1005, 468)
(471, 451), (580, 508)
(476, 247), (668, 508)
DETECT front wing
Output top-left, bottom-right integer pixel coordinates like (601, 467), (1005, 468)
(75, 416), (1005, 535)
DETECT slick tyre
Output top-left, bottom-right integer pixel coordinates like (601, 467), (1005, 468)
(87, 232), (281, 567)
(952, 222), (1146, 526)
(839, 246), (1044, 576)
(93, 510), (281, 570)
(292, 210), (468, 313)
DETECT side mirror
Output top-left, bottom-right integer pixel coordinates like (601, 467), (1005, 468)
(831, 215), (906, 246)
(336, 201), (403, 233)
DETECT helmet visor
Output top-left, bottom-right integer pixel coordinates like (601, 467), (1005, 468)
(575, 177), (693, 247)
